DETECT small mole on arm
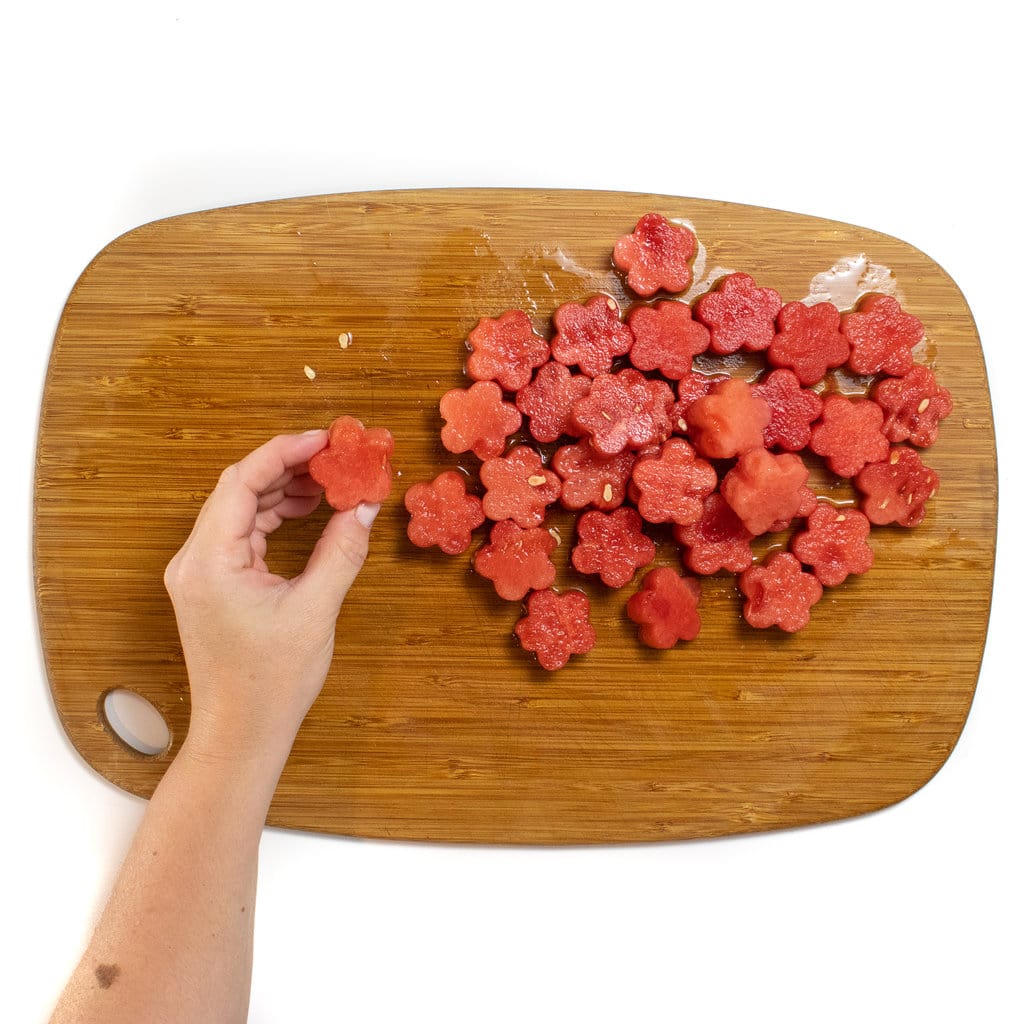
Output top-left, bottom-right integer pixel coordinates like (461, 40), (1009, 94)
(95, 963), (120, 989)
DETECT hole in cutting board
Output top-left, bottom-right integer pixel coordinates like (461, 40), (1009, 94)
(102, 689), (171, 756)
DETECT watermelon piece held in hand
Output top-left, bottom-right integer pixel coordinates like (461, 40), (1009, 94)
(309, 416), (394, 512)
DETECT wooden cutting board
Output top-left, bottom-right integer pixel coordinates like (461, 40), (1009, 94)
(34, 189), (996, 844)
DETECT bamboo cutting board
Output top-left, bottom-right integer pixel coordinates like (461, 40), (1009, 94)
(35, 189), (996, 844)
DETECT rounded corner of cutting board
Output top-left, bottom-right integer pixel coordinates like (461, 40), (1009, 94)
(35, 188), (996, 844)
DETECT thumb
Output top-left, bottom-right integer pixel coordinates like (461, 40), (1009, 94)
(296, 502), (380, 616)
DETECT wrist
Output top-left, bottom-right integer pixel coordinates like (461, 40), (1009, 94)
(179, 712), (297, 793)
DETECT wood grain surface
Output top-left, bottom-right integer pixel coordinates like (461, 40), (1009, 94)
(34, 189), (996, 843)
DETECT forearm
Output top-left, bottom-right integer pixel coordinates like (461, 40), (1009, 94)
(50, 733), (291, 1024)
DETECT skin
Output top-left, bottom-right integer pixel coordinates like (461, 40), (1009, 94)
(49, 429), (380, 1024)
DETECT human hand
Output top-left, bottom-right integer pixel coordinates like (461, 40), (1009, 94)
(163, 430), (379, 766)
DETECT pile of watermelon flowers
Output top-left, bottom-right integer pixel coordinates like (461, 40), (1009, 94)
(316, 213), (952, 671)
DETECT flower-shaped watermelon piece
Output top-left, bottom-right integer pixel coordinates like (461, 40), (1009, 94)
(404, 470), (485, 555)
(686, 378), (772, 460)
(439, 380), (523, 460)
(515, 361), (592, 444)
(479, 446), (561, 527)
(473, 519), (557, 600)
(551, 438), (635, 511)
(628, 438), (717, 526)
(626, 567), (702, 649)
(809, 394), (890, 478)
(571, 368), (674, 457)
(694, 272), (783, 354)
(514, 588), (596, 671)
(841, 294), (924, 377)
(308, 416), (394, 512)
(550, 294), (634, 377)
(671, 371), (731, 434)
(739, 552), (823, 632)
(720, 448), (816, 536)
(872, 364), (953, 447)
(790, 503), (874, 586)
(752, 368), (825, 452)
(673, 493), (754, 575)
(571, 507), (656, 588)
(466, 309), (550, 392)
(612, 213), (697, 297)
(768, 301), (850, 386)
(855, 447), (939, 527)
(626, 300), (710, 380)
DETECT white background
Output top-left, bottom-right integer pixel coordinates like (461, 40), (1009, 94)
(4, 2), (1020, 1021)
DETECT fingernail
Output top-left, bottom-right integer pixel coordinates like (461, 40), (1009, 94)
(302, 428), (325, 436)
(355, 502), (381, 528)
